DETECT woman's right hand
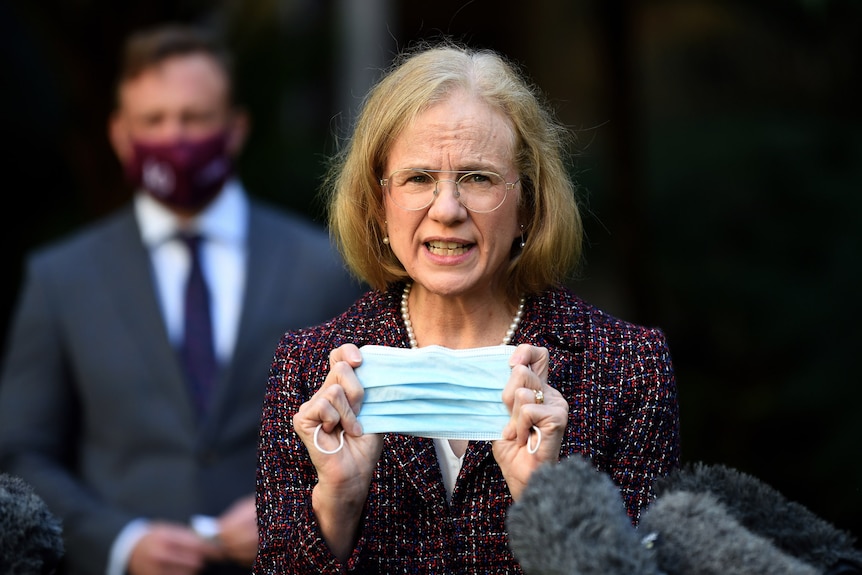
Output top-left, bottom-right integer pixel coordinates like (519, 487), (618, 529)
(292, 343), (383, 561)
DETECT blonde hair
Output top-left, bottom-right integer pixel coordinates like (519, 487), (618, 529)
(324, 39), (582, 301)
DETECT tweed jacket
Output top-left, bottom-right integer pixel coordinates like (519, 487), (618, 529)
(254, 284), (680, 575)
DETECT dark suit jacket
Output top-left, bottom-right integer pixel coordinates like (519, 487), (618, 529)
(0, 198), (363, 575)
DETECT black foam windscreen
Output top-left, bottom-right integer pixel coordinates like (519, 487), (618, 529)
(0, 473), (64, 575)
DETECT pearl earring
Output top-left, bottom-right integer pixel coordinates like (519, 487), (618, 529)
(519, 224), (526, 248)
(382, 220), (389, 245)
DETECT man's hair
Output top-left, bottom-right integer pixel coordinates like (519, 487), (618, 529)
(115, 23), (235, 106)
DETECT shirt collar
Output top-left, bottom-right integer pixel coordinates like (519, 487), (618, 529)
(135, 178), (249, 248)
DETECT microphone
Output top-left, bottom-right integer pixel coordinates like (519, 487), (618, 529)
(653, 462), (862, 574)
(507, 454), (661, 575)
(639, 489), (818, 575)
(0, 473), (64, 575)
(507, 455), (862, 575)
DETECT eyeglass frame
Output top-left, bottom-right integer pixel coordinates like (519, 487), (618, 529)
(379, 168), (520, 213)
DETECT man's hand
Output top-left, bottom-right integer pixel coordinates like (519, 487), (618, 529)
(128, 521), (222, 575)
(216, 494), (259, 566)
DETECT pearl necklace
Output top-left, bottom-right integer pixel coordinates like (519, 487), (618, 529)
(400, 282), (525, 348)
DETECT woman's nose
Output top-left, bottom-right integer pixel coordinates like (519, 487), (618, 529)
(428, 180), (467, 219)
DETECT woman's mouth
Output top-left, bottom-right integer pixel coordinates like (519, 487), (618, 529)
(425, 241), (471, 256)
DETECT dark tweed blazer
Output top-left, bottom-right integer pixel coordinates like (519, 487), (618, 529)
(0, 198), (363, 575)
(255, 284), (680, 575)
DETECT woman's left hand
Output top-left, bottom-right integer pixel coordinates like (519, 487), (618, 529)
(492, 344), (568, 500)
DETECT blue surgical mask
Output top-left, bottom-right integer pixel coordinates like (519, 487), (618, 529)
(355, 344), (516, 440)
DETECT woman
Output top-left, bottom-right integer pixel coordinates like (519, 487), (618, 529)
(254, 40), (680, 574)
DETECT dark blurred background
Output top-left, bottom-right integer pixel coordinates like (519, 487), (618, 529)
(2, 0), (860, 536)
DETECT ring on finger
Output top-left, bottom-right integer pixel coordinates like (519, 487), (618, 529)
(534, 389), (544, 405)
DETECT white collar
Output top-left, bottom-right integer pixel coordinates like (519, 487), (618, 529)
(134, 178), (249, 248)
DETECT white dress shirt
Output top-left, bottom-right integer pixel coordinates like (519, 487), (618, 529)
(106, 180), (249, 575)
(135, 178), (248, 362)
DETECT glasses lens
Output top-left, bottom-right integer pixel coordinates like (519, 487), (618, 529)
(456, 171), (507, 212)
(386, 169), (510, 212)
(388, 169), (436, 210)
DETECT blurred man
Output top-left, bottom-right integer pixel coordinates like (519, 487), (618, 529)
(0, 23), (361, 575)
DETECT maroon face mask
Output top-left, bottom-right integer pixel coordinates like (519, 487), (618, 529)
(125, 131), (233, 210)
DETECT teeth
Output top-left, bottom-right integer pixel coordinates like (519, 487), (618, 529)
(427, 241), (468, 256)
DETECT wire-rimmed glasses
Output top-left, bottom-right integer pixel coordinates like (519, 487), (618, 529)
(380, 169), (519, 213)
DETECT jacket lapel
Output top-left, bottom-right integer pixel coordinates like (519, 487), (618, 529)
(202, 206), (274, 424)
(96, 209), (198, 428)
(386, 434), (450, 506)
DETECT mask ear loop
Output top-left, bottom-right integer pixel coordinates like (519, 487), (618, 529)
(527, 425), (541, 454)
(314, 423), (345, 454)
